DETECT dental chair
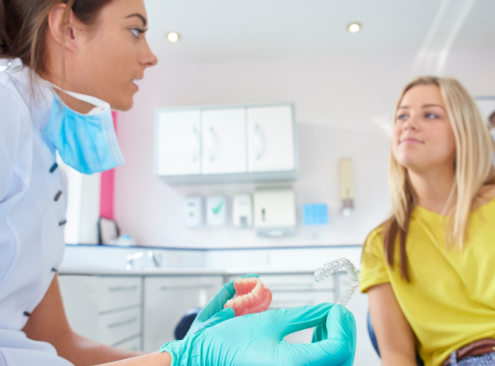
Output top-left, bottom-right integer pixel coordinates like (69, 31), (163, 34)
(174, 308), (201, 340)
(367, 310), (424, 366)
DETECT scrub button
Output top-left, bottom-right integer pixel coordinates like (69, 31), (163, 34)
(59, 220), (67, 226)
(54, 191), (62, 202)
(49, 163), (59, 173)
(23, 311), (31, 317)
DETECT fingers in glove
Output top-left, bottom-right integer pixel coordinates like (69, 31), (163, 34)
(254, 303), (335, 339)
(198, 273), (259, 319)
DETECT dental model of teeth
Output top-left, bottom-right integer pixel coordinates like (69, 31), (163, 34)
(314, 258), (359, 307)
(224, 277), (273, 316)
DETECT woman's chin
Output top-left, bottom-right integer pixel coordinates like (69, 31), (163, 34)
(111, 97), (134, 112)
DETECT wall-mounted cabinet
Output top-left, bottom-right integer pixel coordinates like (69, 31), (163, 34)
(154, 104), (298, 185)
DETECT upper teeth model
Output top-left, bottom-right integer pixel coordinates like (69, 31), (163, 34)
(224, 277), (273, 316)
(314, 258), (359, 306)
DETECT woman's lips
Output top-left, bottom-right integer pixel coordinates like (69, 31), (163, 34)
(400, 137), (423, 144)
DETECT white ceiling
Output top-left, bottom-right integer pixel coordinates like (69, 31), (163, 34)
(144, 0), (495, 64)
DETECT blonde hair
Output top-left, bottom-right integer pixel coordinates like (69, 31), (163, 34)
(381, 76), (495, 280)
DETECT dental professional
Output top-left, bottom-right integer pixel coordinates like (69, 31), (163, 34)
(360, 77), (495, 366)
(0, 0), (356, 365)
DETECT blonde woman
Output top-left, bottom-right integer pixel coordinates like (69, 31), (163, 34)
(360, 76), (495, 366)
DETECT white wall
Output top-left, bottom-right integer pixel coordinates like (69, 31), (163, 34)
(114, 50), (495, 248)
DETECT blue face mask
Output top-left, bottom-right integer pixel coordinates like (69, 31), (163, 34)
(43, 84), (125, 175)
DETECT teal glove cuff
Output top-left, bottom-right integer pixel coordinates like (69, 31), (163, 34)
(160, 338), (191, 366)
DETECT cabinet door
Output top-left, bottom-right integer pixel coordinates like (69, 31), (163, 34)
(143, 276), (223, 352)
(247, 105), (295, 172)
(155, 110), (201, 176)
(59, 275), (99, 342)
(202, 108), (247, 174)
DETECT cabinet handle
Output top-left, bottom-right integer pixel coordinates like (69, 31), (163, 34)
(108, 285), (138, 292)
(254, 124), (265, 160)
(208, 127), (218, 162)
(108, 316), (138, 329)
(192, 126), (200, 162)
(159, 284), (215, 291)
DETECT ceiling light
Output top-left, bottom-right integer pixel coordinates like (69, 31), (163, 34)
(348, 23), (361, 33)
(166, 32), (180, 43)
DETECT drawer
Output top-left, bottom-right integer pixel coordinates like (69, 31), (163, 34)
(114, 335), (142, 351)
(98, 307), (141, 346)
(99, 277), (142, 312)
(269, 290), (334, 309)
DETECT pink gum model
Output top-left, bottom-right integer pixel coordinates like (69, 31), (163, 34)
(224, 277), (273, 317)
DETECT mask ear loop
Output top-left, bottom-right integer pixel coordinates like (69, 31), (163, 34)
(314, 258), (359, 306)
(43, 80), (111, 110)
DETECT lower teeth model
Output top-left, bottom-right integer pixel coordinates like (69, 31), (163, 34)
(224, 277), (273, 316)
(314, 258), (359, 306)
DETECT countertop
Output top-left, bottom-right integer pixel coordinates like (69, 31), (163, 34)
(58, 265), (321, 276)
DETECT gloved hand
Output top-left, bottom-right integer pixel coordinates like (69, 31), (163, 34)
(161, 303), (356, 366)
(312, 304), (356, 366)
(185, 274), (259, 337)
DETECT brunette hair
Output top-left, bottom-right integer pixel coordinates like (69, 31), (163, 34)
(365, 76), (495, 281)
(0, 0), (113, 78)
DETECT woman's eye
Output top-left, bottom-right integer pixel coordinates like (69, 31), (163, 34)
(425, 113), (437, 119)
(130, 29), (142, 38)
(397, 114), (407, 121)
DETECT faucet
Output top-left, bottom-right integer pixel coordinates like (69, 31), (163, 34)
(126, 252), (144, 270)
(148, 251), (163, 268)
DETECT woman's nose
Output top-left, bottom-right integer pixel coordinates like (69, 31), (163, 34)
(403, 116), (419, 131)
(141, 41), (158, 67)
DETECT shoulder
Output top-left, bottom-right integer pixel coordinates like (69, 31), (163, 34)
(364, 224), (385, 249)
(0, 78), (25, 142)
(473, 184), (495, 211)
(361, 222), (387, 265)
(0, 72), (27, 121)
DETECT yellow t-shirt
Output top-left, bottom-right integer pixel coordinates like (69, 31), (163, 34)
(360, 197), (495, 366)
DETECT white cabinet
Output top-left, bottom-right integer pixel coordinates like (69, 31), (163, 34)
(58, 275), (99, 341)
(59, 275), (143, 350)
(247, 105), (295, 173)
(154, 104), (297, 185)
(155, 110), (201, 176)
(143, 276), (223, 352)
(98, 307), (141, 346)
(202, 108), (247, 174)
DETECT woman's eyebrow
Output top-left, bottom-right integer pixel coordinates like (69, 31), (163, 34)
(422, 104), (446, 110)
(125, 13), (147, 26)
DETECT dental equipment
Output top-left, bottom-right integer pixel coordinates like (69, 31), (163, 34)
(314, 258), (359, 306)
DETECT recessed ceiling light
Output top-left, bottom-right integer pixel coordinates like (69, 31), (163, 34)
(166, 32), (180, 43)
(348, 23), (361, 33)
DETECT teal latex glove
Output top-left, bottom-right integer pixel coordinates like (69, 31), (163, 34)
(161, 303), (356, 366)
(185, 274), (259, 337)
(312, 304), (356, 366)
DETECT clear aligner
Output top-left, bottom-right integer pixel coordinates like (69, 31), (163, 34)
(314, 258), (359, 307)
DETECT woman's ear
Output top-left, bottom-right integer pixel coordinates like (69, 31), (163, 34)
(47, 3), (83, 52)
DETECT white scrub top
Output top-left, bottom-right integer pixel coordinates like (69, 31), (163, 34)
(0, 61), (73, 366)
